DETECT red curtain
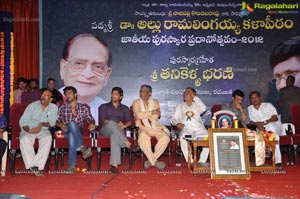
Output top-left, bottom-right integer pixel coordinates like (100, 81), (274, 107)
(0, 0), (39, 88)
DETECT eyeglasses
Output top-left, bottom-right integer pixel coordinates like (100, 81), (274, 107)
(65, 59), (111, 77)
(271, 71), (300, 84)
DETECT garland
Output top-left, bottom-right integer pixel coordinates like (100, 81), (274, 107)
(0, 32), (4, 114)
(10, 32), (14, 106)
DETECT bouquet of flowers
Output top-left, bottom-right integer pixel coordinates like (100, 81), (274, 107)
(262, 130), (275, 142)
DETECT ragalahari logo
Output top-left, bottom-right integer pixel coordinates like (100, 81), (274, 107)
(240, 1), (254, 16)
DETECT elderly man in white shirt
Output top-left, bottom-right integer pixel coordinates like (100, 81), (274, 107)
(171, 87), (209, 164)
(247, 91), (282, 169)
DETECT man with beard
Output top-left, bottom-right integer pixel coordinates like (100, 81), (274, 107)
(56, 86), (95, 174)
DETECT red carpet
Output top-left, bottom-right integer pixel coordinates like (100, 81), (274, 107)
(0, 151), (299, 199)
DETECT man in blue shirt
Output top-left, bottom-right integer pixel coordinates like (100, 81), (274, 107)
(19, 89), (58, 176)
(99, 87), (139, 173)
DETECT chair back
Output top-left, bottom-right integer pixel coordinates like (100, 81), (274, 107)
(282, 123), (295, 136)
(10, 103), (28, 139)
(211, 104), (222, 117)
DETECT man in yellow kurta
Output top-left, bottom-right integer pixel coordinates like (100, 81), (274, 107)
(132, 85), (170, 169)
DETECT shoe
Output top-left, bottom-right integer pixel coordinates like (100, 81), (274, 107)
(109, 166), (118, 174)
(30, 166), (43, 176)
(276, 163), (282, 170)
(128, 144), (139, 153)
(197, 162), (210, 167)
(154, 161), (166, 170)
(144, 160), (152, 169)
(16, 152), (22, 158)
(65, 164), (76, 174)
(80, 146), (93, 159)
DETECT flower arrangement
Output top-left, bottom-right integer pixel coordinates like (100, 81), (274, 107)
(262, 130), (275, 142)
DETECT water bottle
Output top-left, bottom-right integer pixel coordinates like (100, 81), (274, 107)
(171, 129), (176, 141)
(286, 124), (293, 136)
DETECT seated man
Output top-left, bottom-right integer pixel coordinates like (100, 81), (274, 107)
(221, 89), (250, 128)
(171, 87), (209, 164)
(132, 85), (170, 169)
(43, 77), (63, 107)
(21, 78), (42, 104)
(248, 91), (283, 169)
(13, 77), (27, 104)
(19, 89), (58, 176)
(56, 86), (95, 174)
(99, 87), (139, 173)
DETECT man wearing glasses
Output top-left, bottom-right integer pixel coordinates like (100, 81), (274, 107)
(60, 33), (112, 125)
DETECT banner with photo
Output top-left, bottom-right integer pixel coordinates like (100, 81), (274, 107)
(41, 0), (300, 125)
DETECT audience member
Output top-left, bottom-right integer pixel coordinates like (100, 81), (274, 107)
(19, 89), (58, 176)
(170, 87), (209, 164)
(42, 77), (63, 107)
(99, 87), (139, 173)
(132, 85), (170, 169)
(56, 86), (95, 174)
(59, 33), (112, 124)
(248, 91), (282, 169)
(277, 75), (300, 123)
(221, 89), (250, 128)
(13, 77), (28, 104)
(21, 78), (42, 104)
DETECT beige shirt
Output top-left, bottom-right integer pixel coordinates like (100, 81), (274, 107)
(132, 98), (169, 135)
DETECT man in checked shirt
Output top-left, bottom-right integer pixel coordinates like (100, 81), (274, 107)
(56, 86), (95, 174)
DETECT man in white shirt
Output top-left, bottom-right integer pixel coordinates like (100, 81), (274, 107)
(171, 87), (209, 164)
(247, 91), (282, 169)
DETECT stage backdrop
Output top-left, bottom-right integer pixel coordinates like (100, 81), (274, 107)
(41, 0), (300, 125)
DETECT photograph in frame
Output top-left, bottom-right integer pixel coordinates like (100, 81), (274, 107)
(217, 115), (232, 128)
(208, 128), (251, 179)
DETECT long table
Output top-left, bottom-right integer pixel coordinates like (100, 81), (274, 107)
(187, 139), (278, 174)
